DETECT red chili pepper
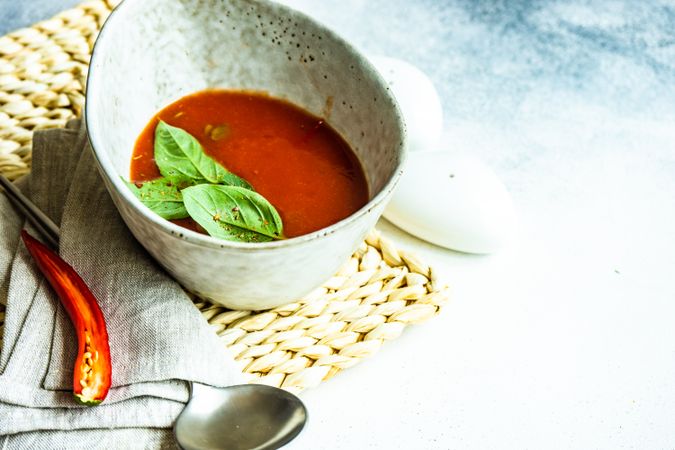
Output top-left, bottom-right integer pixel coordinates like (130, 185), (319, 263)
(21, 230), (112, 406)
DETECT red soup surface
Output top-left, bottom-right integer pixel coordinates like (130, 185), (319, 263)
(130, 90), (369, 238)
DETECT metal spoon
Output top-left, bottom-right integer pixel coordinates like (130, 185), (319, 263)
(175, 383), (307, 450)
(0, 173), (308, 449)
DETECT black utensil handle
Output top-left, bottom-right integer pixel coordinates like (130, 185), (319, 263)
(0, 174), (61, 248)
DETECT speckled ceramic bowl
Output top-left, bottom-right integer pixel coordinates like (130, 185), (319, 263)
(86, 0), (405, 310)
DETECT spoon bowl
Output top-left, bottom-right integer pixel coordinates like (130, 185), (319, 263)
(174, 383), (307, 450)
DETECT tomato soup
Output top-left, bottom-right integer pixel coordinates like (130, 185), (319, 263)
(130, 90), (369, 238)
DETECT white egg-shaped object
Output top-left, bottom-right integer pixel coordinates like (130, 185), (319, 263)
(369, 55), (443, 152)
(383, 152), (517, 254)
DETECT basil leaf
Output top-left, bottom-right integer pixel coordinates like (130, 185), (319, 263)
(182, 184), (283, 242)
(219, 172), (254, 190)
(125, 177), (190, 220)
(154, 120), (252, 190)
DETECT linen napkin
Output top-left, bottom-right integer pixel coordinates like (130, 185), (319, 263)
(0, 120), (244, 448)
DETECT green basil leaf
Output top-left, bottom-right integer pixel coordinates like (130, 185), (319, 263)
(182, 184), (283, 242)
(219, 172), (254, 190)
(125, 177), (190, 220)
(154, 120), (252, 190)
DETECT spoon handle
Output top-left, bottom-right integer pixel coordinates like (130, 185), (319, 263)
(0, 173), (61, 248)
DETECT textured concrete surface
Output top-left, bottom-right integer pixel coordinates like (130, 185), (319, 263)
(0, 0), (81, 35)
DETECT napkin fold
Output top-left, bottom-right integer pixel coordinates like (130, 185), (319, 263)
(0, 120), (243, 448)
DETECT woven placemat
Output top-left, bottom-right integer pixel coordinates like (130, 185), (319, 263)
(0, 0), (449, 393)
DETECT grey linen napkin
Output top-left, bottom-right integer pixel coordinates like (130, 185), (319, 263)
(0, 120), (243, 448)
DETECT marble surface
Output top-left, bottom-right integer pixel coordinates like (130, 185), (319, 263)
(4, 0), (675, 448)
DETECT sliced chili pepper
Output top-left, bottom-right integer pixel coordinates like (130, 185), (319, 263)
(21, 230), (112, 406)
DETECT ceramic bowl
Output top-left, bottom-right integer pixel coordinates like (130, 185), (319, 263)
(85, 0), (405, 309)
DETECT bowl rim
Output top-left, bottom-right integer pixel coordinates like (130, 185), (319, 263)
(85, 0), (407, 251)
